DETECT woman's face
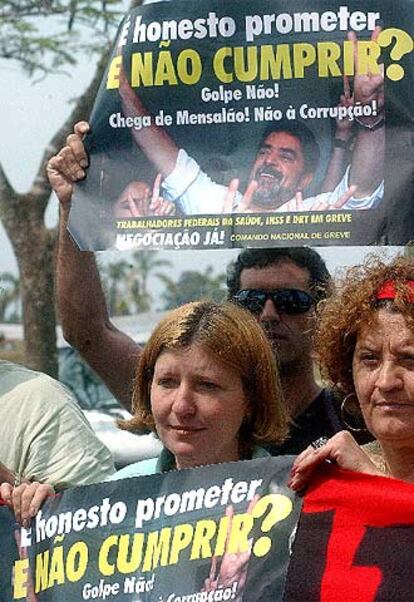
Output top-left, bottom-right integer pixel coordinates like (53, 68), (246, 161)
(113, 181), (151, 218)
(150, 344), (249, 470)
(353, 309), (414, 445)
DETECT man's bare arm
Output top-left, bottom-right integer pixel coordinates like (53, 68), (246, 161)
(321, 77), (354, 193)
(349, 116), (384, 197)
(348, 29), (385, 197)
(49, 122), (140, 411)
(119, 68), (179, 177)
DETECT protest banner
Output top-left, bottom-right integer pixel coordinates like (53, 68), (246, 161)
(284, 464), (414, 601)
(0, 456), (300, 601)
(68, 0), (414, 251)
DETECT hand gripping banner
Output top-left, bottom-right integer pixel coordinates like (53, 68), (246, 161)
(0, 457), (300, 602)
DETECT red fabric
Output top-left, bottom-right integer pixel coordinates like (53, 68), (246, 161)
(303, 467), (414, 602)
(376, 279), (414, 301)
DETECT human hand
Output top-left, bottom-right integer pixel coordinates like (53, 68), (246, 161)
(351, 28), (384, 120)
(296, 185), (357, 211)
(149, 198), (176, 216)
(0, 462), (20, 486)
(114, 180), (151, 218)
(149, 173), (176, 216)
(288, 431), (381, 492)
(223, 178), (258, 213)
(294, 190), (306, 211)
(334, 76), (354, 141)
(0, 481), (54, 527)
(47, 121), (90, 206)
(204, 497), (258, 597)
(222, 178), (239, 213)
(114, 175), (175, 218)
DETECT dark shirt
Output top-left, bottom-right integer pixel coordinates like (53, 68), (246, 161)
(267, 388), (372, 456)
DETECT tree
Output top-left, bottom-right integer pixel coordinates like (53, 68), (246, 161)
(0, 272), (20, 322)
(130, 250), (172, 313)
(101, 259), (132, 316)
(0, 1), (121, 76)
(0, 0), (139, 376)
(160, 267), (227, 310)
(98, 251), (172, 316)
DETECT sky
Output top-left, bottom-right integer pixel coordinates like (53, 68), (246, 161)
(0, 9), (403, 290)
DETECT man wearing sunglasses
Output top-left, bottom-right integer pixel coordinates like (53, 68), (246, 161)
(227, 247), (367, 454)
(51, 130), (367, 453)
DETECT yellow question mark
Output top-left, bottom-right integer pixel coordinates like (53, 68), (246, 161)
(377, 28), (414, 81)
(252, 494), (293, 557)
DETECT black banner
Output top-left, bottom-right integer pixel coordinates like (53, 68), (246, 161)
(68, 0), (414, 251)
(0, 457), (300, 601)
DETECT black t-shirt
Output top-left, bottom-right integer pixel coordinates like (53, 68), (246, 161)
(266, 388), (372, 456)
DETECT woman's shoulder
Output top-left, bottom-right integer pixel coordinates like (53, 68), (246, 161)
(252, 445), (271, 459)
(108, 446), (270, 483)
(107, 457), (159, 481)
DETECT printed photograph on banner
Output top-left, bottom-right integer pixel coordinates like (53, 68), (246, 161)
(0, 457), (300, 602)
(67, 0), (414, 251)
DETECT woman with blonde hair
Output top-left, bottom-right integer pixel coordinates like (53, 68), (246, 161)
(2, 299), (288, 520)
(114, 298), (288, 477)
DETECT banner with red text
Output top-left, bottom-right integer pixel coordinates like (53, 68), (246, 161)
(68, 0), (414, 251)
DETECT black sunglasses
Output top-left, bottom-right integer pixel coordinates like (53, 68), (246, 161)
(234, 288), (314, 315)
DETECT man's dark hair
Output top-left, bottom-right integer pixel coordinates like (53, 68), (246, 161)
(227, 247), (331, 303)
(258, 121), (320, 175)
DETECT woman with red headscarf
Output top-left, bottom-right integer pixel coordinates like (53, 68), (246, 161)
(290, 254), (414, 488)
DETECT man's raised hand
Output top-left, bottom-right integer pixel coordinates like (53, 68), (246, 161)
(149, 173), (176, 216)
(350, 28), (384, 118)
(47, 121), (90, 206)
(223, 178), (258, 213)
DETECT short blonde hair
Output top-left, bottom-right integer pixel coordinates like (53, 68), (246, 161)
(119, 300), (288, 447)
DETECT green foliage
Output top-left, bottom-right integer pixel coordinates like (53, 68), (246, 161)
(131, 250), (172, 309)
(99, 252), (226, 315)
(160, 267), (227, 310)
(0, 0), (123, 75)
(101, 259), (133, 316)
(100, 251), (173, 316)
